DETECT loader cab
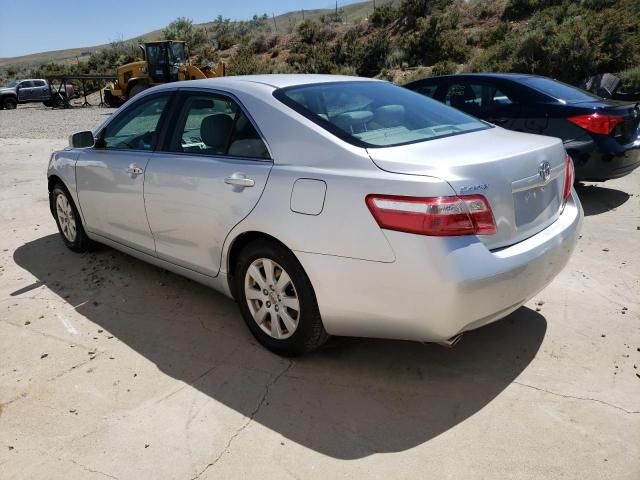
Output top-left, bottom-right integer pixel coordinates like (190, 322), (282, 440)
(145, 41), (187, 84)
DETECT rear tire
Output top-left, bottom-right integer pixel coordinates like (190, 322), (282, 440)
(2, 96), (17, 109)
(51, 184), (92, 252)
(234, 240), (329, 356)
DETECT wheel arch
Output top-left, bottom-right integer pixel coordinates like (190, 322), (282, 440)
(47, 174), (70, 216)
(225, 230), (298, 300)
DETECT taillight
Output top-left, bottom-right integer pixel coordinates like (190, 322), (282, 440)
(366, 194), (496, 236)
(563, 153), (574, 202)
(567, 113), (624, 135)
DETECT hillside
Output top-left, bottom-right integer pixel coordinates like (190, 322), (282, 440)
(1, 0), (638, 92)
(0, 0), (393, 71)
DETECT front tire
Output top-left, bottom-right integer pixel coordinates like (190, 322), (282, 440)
(51, 184), (91, 252)
(234, 240), (328, 356)
(2, 96), (17, 109)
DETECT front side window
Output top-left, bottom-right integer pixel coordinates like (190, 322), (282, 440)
(100, 94), (170, 150)
(274, 81), (489, 148)
(166, 92), (269, 159)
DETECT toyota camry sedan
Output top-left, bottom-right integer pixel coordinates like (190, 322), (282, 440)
(48, 75), (583, 355)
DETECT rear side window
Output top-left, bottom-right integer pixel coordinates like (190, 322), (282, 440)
(33, 80), (46, 87)
(166, 92), (269, 159)
(520, 77), (599, 103)
(100, 94), (170, 150)
(274, 81), (489, 148)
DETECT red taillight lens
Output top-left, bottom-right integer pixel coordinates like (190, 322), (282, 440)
(366, 194), (496, 236)
(563, 153), (574, 202)
(567, 113), (624, 135)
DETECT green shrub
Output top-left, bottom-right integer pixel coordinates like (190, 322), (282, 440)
(617, 67), (640, 91)
(403, 12), (469, 66)
(370, 4), (398, 27)
(431, 60), (458, 76)
(297, 20), (320, 44)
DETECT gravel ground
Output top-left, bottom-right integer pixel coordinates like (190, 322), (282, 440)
(0, 114), (639, 479)
(0, 102), (114, 139)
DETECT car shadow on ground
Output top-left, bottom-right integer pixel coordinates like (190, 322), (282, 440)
(575, 183), (630, 216)
(14, 235), (546, 460)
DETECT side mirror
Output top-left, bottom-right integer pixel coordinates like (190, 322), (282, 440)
(69, 131), (95, 149)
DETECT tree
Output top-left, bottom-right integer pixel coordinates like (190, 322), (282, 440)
(162, 17), (207, 50)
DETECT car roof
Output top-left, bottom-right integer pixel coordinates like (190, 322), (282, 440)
(156, 74), (381, 91)
(410, 73), (542, 83)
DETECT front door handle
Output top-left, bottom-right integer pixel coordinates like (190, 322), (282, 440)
(126, 164), (144, 177)
(224, 173), (255, 188)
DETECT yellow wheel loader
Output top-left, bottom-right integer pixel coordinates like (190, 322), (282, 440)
(104, 40), (225, 107)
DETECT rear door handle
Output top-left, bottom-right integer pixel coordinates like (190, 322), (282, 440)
(224, 173), (255, 188)
(126, 164), (144, 177)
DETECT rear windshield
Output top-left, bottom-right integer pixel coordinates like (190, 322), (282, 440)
(520, 77), (599, 103)
(273, 81), (490, 148)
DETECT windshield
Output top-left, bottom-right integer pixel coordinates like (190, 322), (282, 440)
(5, 80), (18, 88)
(274, 81), (490, 148)
(169, 43), (186, 64)
(520, 77), (600, 103)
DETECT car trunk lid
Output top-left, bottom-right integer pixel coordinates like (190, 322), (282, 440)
(367, 127), (567, 250)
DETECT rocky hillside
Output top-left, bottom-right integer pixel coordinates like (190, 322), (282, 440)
(2, 0), (639, 90)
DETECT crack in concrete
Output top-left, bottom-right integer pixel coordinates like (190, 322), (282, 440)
(189, 359), (294, 480)
(513, 381), (640, 414)
(67, 458), (119, 480)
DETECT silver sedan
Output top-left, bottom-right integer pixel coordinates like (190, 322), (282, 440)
(47, 75), (583, 355)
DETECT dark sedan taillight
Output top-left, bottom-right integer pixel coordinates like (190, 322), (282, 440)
(563, 154), (575, 203)
(567, 113), (625, 135)
(366, 194), (497, 236)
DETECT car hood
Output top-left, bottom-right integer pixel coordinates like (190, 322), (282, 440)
(0, 87), (16, 93)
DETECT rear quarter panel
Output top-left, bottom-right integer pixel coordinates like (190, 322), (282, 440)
(218, 82), (457, 268)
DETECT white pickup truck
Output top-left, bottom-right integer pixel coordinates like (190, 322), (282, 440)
(0, 79), (75, 109)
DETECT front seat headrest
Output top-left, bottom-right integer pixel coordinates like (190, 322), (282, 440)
(200, 114), (233, 153)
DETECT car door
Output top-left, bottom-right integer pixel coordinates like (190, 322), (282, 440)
(16, 80), (34, 101)
(75, 92), (172, 255)
(144, 90), (273, 277)
(33, 80), (48, 100)
(477, 81), (522, 129)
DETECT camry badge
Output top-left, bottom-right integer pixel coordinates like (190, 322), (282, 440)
(460, 184), (488, 193)
(538, 161), (551, 183)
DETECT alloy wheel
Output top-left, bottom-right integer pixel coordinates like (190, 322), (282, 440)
(244, 258), (300, 340)
(56, 193), (77, 242)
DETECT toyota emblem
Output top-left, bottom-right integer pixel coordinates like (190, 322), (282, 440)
(538, 161), (551, 183)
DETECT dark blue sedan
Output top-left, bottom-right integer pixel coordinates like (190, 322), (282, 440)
(405, 73), (640, 181)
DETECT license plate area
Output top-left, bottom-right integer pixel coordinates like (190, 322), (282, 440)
(514, 181), (562, 230)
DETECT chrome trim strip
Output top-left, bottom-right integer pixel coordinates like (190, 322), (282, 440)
(512, 164), (564, 193)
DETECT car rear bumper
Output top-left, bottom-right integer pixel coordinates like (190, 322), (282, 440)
(568, 137), (640, 181)
(296, 189), (583, 343)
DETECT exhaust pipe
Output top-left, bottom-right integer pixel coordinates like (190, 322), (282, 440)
(436, 333), (463, 348)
